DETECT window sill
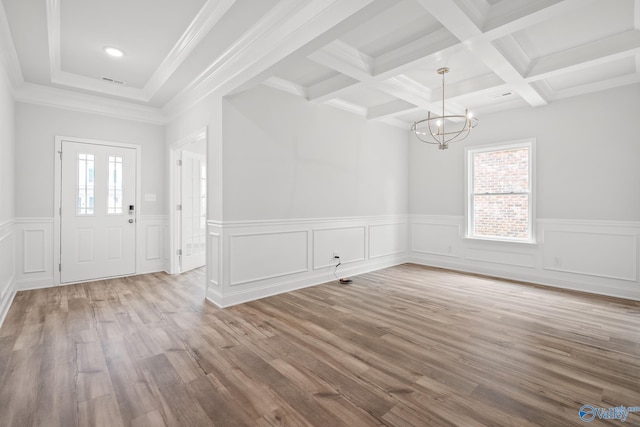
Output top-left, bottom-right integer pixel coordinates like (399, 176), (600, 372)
(464, 236), (538, 246)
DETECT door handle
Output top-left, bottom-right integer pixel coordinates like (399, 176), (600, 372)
(129, 219), (134, 223)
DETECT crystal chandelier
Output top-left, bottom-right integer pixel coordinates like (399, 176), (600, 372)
(411, 67), (479, 150)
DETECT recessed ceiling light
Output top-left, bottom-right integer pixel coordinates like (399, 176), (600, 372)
(104, 47), (124, 57)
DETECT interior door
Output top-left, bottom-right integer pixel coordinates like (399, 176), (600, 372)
(60, 141), (136, 283)
(180, 150), (206, 272)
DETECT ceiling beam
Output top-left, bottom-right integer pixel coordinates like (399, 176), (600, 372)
(144, 0), (237, 98)
(165, 0), (397, 117)
(483, 0), (592, 37)
(415, 0), (547, 107)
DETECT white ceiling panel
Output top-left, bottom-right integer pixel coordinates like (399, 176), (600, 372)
(274, 57), (339, 88)
(512, 0), (635, 60)
(60, 0), (206, 88)
(544, 56), (637, 92)
(338, 0), (441, 58)
(0, 0), (638, 123)
(338, 86), (400, 109)
(2, 0), (50, 84)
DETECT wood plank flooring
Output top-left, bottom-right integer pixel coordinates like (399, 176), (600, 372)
(1, 263), (639, 426)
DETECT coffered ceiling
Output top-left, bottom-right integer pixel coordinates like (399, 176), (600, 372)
(0, 0), (638, 124)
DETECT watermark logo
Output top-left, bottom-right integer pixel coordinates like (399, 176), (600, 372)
(579, 404), (640, 423)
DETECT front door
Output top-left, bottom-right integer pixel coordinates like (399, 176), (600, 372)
(60, 140), (136, 283)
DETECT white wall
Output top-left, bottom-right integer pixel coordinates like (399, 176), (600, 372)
(166, 86), (410, 306)
(0, 62), (15, 325)
(15, 103), (166, 217)
(165, 94), (224, 222)
(409, 84), (640, 300)
(203, 86), (409, 306)
(410, 84), (640, 220)
(223, 85), (408, 220)
(13, 102), (167, 288)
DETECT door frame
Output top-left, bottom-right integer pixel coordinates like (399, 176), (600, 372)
(169, 127), (207, 275)
(54, 136), (142, 285)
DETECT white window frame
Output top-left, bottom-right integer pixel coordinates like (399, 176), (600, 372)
(465, 138), (536, 243)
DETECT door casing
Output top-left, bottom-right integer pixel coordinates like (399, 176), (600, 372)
(169, 128), (207, 275)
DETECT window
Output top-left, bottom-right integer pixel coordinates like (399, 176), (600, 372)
(77, 153), (95, 215)
(466, 139), (535, 242)
(107, 155), (124, 214)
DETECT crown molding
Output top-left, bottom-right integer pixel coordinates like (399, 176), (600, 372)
(144, 0), (236, 97)
(14, 83), (166, 125)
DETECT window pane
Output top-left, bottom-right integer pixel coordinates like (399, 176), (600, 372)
(473, 194), (529, 239)
(473, 147), (529, 193)
(77, 153), (95, 215)
(107, 156), (123, 214)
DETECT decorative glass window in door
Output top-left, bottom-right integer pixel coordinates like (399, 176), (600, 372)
(77, 153), (95, 215)
(107, 155), (123, 214)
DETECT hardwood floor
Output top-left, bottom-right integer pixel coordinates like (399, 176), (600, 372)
(1, 264), (639, 426)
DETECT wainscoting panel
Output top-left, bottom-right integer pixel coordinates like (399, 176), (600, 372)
(137, 215), (167, 274)
(229, 230), (309, 286)
(208, 230), (221, 287)
(313, 226), (366, 269)
(15, 218), (54, 289)
(369, 223), (408, 259)
(0, 220), (16, 327)
(409, 215), (640, 301)
(206, 215), (408, 307)
(466, 247), (536, 268)
(411, 220), (461, 258)
(22, 229), (46, 273)
(543, 230), (637, 281)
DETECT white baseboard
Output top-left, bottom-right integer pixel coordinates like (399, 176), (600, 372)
(409, 215), (640, 302)
(208, 253), (406, 308)
(0, 289), (15, 329)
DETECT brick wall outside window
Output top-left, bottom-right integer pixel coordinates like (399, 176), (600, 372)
(472, 147), (529, 239)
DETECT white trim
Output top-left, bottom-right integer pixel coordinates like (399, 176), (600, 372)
(208, 253), (405, 308)
(169, 127), (208, 274)
(0, 220), (16, 328)
(54, 136), (142, 285)
(465, 138), (536, 243)
(209, 214), (409, 228)
(14, 83), (166, 125)
(409, 255), (640, 302)
(409, 214), (640, 301)
(145, 0), (237, 97)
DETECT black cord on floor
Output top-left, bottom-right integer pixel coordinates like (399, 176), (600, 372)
(333, 256), (352, 284)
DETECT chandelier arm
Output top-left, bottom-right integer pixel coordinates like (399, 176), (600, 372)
(443, 126), (472, 145)
(411, 121), (441, 144)
(410, 67), (478, 148)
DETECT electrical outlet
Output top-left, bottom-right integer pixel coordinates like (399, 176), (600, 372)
(553, 257), (561, 267)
